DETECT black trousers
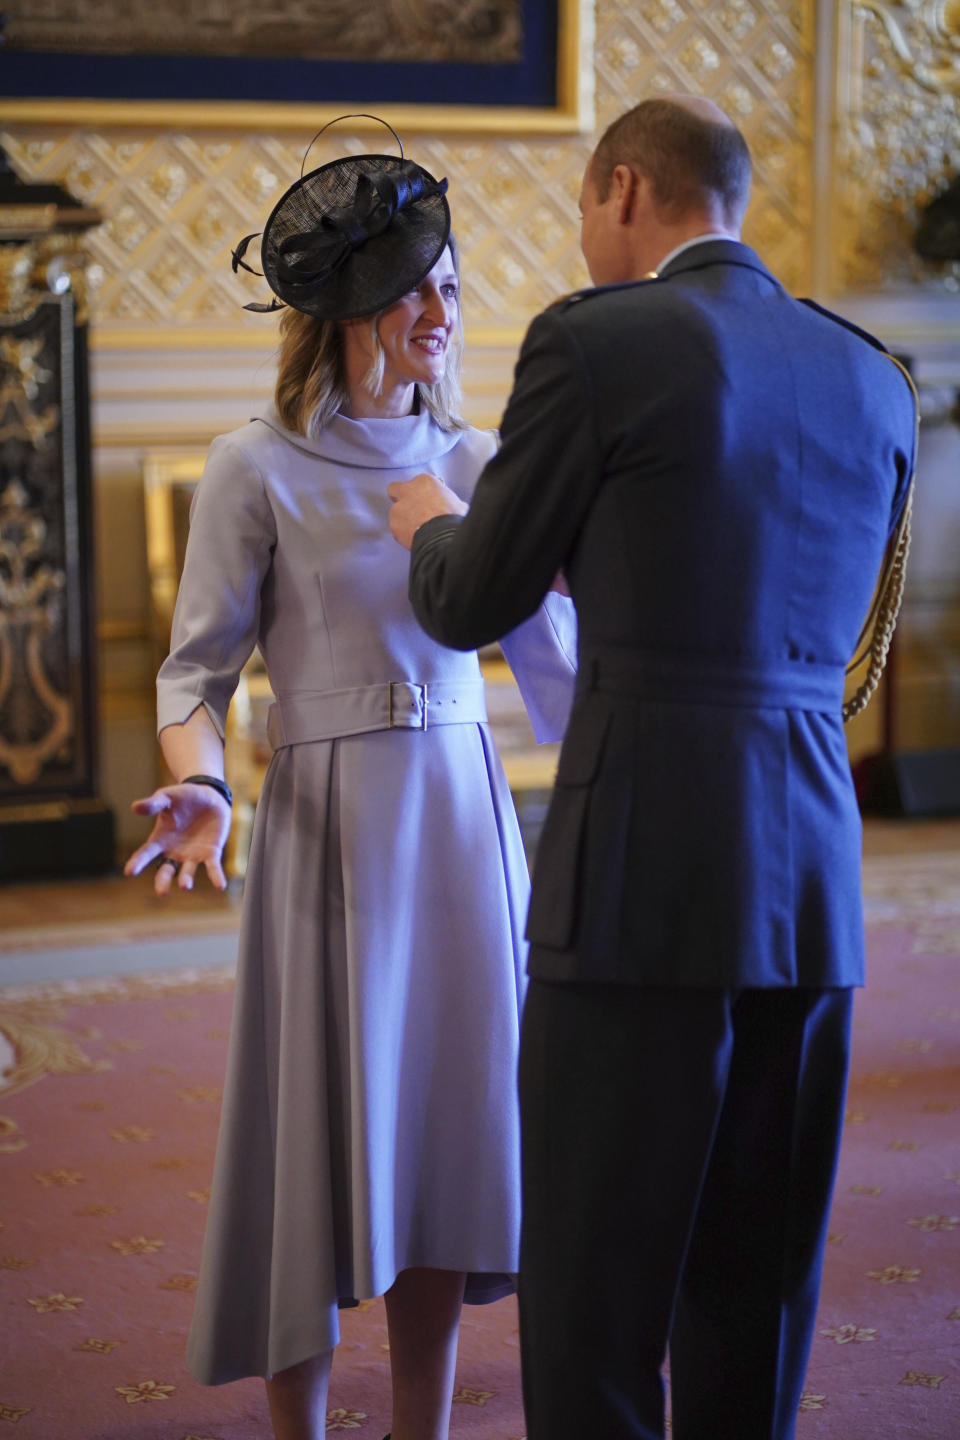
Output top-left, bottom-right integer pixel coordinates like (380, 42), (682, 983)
(518, 980), (853, 1440)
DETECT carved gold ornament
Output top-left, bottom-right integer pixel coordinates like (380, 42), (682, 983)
(0, 245), (35, 317)
(856, 0), (960, 92)
(839, 0), (960, 288)
(0, 479), (72, 785)
(0, 341), (56, 445)
(0, 0), (815, 334)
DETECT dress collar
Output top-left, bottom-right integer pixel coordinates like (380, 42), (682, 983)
(255, 404), (463, 469)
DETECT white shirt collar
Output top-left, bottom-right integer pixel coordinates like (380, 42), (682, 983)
(654, 234), (736, 276)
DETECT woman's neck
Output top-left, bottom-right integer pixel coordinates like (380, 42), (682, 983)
(341, 379), (417, 420)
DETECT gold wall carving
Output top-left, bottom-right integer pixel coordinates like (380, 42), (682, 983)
(0, 479), (72, 785)
(0, 0), (814, 340)
(3, 0), (959, 841)
(836, 0), (960, 291)
(0, 0), (592, 136)
(0, 0), (819, 849)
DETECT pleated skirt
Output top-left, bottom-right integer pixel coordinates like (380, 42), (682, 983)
(186, 721), (529, 1384)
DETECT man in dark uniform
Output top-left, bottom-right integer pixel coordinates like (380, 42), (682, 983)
(389, 96), (916, 1440)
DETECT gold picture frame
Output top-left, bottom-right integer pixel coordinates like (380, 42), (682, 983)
(0, 0), (593, 135)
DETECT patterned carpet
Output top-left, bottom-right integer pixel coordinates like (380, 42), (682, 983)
(0, 852), (958, 1439)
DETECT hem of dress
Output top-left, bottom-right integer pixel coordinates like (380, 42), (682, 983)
(186, 1271), (518, 1386)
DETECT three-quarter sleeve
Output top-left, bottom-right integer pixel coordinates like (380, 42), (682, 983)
(156, 433), (277, 739)
(499, 593), (577, 744)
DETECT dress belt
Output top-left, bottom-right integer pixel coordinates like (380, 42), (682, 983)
(266, 678), (488, 748)
(582, 646), (846, 712)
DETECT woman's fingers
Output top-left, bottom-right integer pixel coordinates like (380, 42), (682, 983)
(203, 853), (228, 892)
(125, 784), (231, 895)
(123, 840), (166, 877)
(130, 791), (174, 816)
(154, 856), (180, 898)
(128, 840), (228, 895)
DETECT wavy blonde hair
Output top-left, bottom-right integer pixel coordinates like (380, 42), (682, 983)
(274, 238), (465, 437)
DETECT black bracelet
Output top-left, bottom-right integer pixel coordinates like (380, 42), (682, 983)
(181, 774), (233, 807)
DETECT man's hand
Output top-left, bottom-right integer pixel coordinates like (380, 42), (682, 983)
(387, 472), (467, 550)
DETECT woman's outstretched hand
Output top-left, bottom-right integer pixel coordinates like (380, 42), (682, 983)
(123, 783), (232, 896)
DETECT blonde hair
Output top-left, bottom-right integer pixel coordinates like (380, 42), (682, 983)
(274, 239), (466, 437)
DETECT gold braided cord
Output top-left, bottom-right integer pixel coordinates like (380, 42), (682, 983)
(842, 353), (919, 724)
(842, 491), (912, 722)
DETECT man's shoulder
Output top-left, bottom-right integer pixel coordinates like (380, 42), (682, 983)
(531, 279), (680, 354)
(795, 302), (916, 416)
(795, 298), (890, 355)
(544, 277), (667, 318)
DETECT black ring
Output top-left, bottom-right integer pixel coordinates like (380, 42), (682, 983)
(157, 856), (181, 875)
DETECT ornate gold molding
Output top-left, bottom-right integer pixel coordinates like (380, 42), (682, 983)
(0, 0), (814, 335)
(836, 0), (960, 291)
(0, 479), (73, 786)
(0, 0), (594, 136)
(854, 0), (960, 93)
(86, 323), (530, 352)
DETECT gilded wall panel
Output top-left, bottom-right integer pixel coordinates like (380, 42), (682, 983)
(0, 0), (815, 340)
(10, 0), (523, 64)
(0, 0), (820, 847)
(836, 0), (960, 292)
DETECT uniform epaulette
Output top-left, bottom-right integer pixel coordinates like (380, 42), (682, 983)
(544, 291), (581, 311)
(549, 276), (664, 313)
(798, 298), (890, 355)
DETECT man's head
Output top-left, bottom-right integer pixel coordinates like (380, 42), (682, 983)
(579, 95), (752, 285)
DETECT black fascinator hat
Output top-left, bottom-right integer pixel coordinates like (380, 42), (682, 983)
(232, 116), (451, 322)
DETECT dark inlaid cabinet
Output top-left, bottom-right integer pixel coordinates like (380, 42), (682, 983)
(0, 148), (114, 878)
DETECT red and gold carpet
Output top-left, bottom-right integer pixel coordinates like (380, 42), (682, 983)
(1, 851), (958, 1438)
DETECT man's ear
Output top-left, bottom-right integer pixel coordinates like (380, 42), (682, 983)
(611, 164), (641, 224)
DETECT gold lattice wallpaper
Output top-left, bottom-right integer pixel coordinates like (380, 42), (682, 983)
(1, 0), (957, 327)
(0, 0), (819, 336)
(1, 0), (956, 835)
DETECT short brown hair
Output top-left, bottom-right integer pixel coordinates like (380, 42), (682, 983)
(591, 99), (751, 226)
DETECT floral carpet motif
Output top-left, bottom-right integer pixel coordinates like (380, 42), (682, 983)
(0, 852), (958, 1438)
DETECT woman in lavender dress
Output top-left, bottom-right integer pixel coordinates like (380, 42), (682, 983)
(125, 135), (575, 1440)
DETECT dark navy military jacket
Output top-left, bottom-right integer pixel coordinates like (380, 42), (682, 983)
(409, 240), (916, 989)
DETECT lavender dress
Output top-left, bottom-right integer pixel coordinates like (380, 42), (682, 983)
(158, 407), (576, 1384)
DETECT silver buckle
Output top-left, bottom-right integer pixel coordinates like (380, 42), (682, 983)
(388, 681), (428, 730)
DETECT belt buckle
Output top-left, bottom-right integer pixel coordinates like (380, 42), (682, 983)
(388, 681), (428, 730)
